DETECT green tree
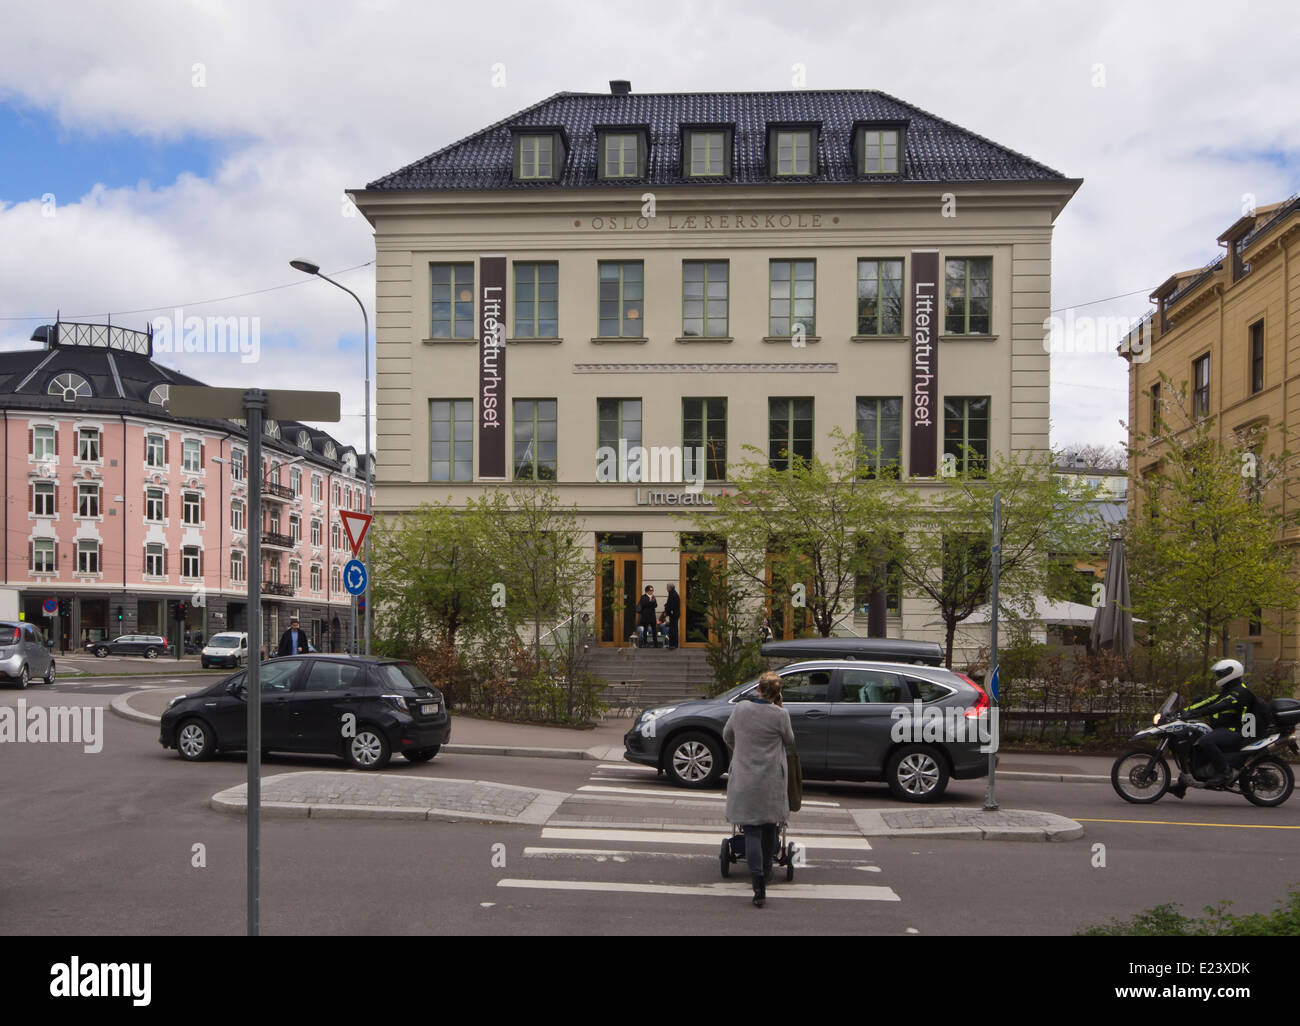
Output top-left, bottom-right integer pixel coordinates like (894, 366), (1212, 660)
(370, 501), (501, 656)
(1126, 375), (1300, 677)
(688, 549), (768, 695)
(699, 429), (904, 638)
(892, 450), (1106, 667)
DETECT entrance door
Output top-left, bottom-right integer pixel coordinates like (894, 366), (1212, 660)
(597, 553), (640, 646)
(680, 550), (725, 647)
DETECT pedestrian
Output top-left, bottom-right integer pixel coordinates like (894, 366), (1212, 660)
(276, 617), (310, 656)
(664, 582), (681, 649)
(635, 585), (659, 648)
(722, 671), (794, 908)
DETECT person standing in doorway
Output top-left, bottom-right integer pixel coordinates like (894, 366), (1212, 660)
(664, 582), (681, 649)
(635, 585), (659, 648)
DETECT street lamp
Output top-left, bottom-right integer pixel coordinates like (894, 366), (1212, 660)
(289, 259), (372, 656)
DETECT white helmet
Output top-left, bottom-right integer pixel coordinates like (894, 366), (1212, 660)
(1211, 658), (1244, 688)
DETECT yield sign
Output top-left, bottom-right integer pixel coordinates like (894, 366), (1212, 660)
(340, 510), (373, 558)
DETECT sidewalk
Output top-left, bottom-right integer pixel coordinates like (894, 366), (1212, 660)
(111, 690), (1110, 780)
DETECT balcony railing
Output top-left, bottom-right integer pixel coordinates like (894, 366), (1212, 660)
(262, 580), (294, 597)
(262, 482), (295, 501)
(261, 531), (295, 549)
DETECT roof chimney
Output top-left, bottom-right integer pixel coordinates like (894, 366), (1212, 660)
(609, 80), (631, 96)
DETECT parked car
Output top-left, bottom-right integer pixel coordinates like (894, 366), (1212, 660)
(159, 655), (450, 770)
(624, 657), (991, 802)
(200, 632), (249, 669)
(0, 621), (55, 688)
(760, 637), (945, 666)
(85, 634), (169, 659)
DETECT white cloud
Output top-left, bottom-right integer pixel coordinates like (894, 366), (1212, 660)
(1, 0), (1297, 455)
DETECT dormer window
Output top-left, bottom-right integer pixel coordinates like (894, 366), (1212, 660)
(520, 135), (553, 179)
(597, 127), (648, 180)
(682, 126), (732, 178)
(854, 123), (905, 174)
(512, 129), (566, 182)
(148, 384), (170, 409)
(297, 429), (311, 449)
(48, 372), (92, 402)
(767, 125), (818, 177)
(265, 420), (279, 439)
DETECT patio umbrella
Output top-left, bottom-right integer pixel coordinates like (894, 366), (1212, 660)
(1092, 536), (1134, 654)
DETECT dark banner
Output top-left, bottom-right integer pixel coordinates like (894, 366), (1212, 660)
(478, 254), (507, 479)
(909, 249), (939, 477)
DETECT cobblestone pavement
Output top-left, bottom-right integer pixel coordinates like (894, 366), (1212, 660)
(210, 771), (568, 825)
(851, 806), (1084, 841)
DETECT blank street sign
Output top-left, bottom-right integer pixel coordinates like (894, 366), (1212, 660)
(169, 386), (341, 423)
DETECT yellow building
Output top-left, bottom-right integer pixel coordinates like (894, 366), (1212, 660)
(1123, 194), (1300, 669)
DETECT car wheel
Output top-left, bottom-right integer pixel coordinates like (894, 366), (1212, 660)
(94, 647), (108, 658)
(176, 719), (215, 761)
(346, 726), (391, 770)
(403, 746), (440, 763)
(16, 665), (29, 690)
(663, 731), (725, 789)
(1241, 757), (1294, 807)
(144, 647), (159, 659)
(886, 745), (950, 802)
(43, 661), (55, 686)
(201, 659), (209, 669)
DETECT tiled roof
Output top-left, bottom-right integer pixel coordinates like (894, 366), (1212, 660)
(0, 331), (368, 474)
(367, 89), (1067, 191)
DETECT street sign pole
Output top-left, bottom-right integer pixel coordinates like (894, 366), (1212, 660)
(168, 384), (340, 938)
(244, 388), (265, 936)
(984, 491), (1001, 812)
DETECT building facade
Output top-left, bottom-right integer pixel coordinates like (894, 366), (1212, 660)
(354, 86), (1079, 651)
(0, 321), (372, 652)
(1124, 194), (1300, 667)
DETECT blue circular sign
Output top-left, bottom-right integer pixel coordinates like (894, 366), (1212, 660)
(343, 559), (367, 596)
(43, 598), (58, 614)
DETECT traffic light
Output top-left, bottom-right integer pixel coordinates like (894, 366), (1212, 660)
(58, 599), (69, 618)
(116, 606), (123, 622)
(175, 601), (188, 621)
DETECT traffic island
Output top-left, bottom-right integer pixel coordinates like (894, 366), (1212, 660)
(850, 807), (1084, 841)
(210, 770), (569, 825)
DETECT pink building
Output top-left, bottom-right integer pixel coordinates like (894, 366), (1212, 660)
(1, 321), (371, 652)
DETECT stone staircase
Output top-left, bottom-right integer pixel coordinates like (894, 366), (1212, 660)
(581, 644), (716, 713)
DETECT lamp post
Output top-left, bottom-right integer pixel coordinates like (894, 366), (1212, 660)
(290, 259), (371, 656)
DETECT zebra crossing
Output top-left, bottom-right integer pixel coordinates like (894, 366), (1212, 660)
(495, 759), (902, 904)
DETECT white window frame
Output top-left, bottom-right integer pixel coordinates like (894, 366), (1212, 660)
(232, 499), (245, 532)
(231, 551), (246, 584)
(182, 546), (201, 579)
(182, 439), (202, 472)
(33, 539), (55, 573)
(146, 434), (165, 468)
(78, 427), (101, 463)
(34, 426), (56, 461)
(182, 492), (201, 526)
(77, 482), (100, 518)
(34, 481), (55, 516)
(77, 539), (100, 574)
(232, 448), (246, 482)
(145, 543), (164, 577)
(145, 488), (164, 523)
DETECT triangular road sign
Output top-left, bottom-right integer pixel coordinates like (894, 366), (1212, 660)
(340, 510), (373, 558)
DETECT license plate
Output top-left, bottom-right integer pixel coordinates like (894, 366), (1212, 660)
(421, 703), (439, 715)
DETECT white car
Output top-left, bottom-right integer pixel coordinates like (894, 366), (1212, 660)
(200, 632), (249, 669)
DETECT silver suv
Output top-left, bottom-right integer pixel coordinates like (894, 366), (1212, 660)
(0, 621), (55, 689)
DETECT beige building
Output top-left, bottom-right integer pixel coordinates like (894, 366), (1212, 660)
(1123, 194), (1300, 667)
(353, 85), (1079, 651)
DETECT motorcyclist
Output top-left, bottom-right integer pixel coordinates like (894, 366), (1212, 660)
(1169, 658), (1259, 797)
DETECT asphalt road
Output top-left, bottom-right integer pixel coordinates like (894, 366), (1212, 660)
(3, 678), (1298, 936)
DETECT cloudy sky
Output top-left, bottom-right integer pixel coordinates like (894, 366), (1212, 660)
(1, 0), (1296, 455)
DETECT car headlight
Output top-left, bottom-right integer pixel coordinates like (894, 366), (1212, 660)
(641, 706), (677, 722)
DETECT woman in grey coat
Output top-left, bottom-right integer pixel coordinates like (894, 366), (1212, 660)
(723, 672), (794, 907)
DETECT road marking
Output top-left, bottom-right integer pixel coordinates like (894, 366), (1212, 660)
(577, 784), (839, 808)
(497, 878), (899, 901)
(523, 846), (871, 868)
(1076, 817), (1300, 830)
(597, 764), (657, 772)
(541, 827), (872, 850)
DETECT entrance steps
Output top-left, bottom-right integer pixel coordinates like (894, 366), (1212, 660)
(582, 645), (716, 711)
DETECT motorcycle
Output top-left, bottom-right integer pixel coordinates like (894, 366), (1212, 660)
(1111, 692), (1300, 807)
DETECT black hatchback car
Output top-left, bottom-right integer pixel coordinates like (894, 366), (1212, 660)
(624, 658), (991, 802)
(86, 634), (169, 658)
(159, 655), (450, 770)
